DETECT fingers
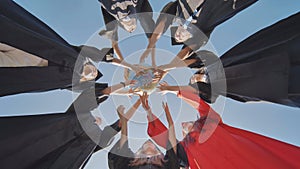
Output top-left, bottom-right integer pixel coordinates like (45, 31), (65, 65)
(143, 91), (148, 98)
(159, 81), (168, 87)
(162, 102), (170, 115)
(163, 101), (173, 125)
(117, 105), (125, 116)
(139, 92), (150, 110)
(162, 101), (166, 109)
(162, 102), (169, 112)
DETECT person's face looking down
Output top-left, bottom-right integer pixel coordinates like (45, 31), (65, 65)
(190, 74), (206, 84)
(182, 121), (194, 137)
(140, 140), (161, 156)
(175, 25), (192, 43)
(120, 16), (137, 33)
(81, 64), (98, 82)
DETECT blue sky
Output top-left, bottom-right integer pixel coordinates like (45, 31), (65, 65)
(1, 0), (300, 168)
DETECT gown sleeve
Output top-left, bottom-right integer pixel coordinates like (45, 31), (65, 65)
(95, 119), (121, 152)
(178, 89), (223, 124)
(147, 114), (168, 148)
(177, 90), (211, 116)
(76, 45), (113, 63)
(164, 141), (181, 169)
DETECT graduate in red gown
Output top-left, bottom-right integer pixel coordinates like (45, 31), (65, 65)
(147, 90), (300, 169)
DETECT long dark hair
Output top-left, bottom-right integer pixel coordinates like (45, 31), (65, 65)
(129, 154), (167, 168)
(129, 140), (167, 168)
(183, 114), (220, 146)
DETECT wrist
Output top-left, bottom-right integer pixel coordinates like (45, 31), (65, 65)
(120, 82), (126, 87)
(163, 86), (170, 91)
(121, 120), (128, 125)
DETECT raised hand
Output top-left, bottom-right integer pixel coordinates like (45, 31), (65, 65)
(163, 101), (177, 153)
(157, 81), (170, 95)
(131, 64), (145, 75)
(139, 92), (150, 110)
(162, 102), (173, 126)
(117, 105), (127, 123)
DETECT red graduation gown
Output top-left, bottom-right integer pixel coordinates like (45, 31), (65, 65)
(147, 90), (300, 169)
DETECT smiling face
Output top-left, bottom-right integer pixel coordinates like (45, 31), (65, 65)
(140, 140), (161, 156)
(175, 25), (192, 43)
(190, 74), (205, 84)
(80, 64), (98, 82)
(120, 16), (137, 33)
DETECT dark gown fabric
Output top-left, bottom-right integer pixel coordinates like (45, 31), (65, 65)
(99, 0), (155, 41)
(0, 0), (112, 97)
(108, 140), (180, 169)
(191, 12), (300, 107)
(219, 12), (300, 107)
(156, 0), (257, 49)
(0, 85), (121, 169)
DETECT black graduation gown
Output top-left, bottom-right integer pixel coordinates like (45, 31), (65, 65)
(220, 12), (300, 107)
(99, 0), (155, 41)
(192, 12), (300, 107)
(0, 0), (112, 97)
(0, 85), (121, 169)
(194, 0), (258, 36)
(186, 0), (258, 50)
(156, 0), (257, 49)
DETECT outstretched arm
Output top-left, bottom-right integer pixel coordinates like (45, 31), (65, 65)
(139, 92), (173, 149)
(118, 99), (141, 148)
(116, 105), (128, 148)
(139, 17), (169, 63)
(163, 102), (177, 154)
(157, 81), (198, 95)
(146, 109), (169, 149)
(151, 46), (156, 67)
(110, 57), (142, 72)
(112, 40), (124, 61)
(177, 90), (221, 120)
(157, 59), (197, 71)
(169, 46), (193, 64)
(124, 99), (141, 120)
(97, 99), (140, 152)
(101, 80), (134, 95)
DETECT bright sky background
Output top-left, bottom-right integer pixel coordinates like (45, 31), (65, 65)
(1, 0), (300, 168)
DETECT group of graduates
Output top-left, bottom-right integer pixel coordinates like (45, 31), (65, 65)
(1, 0), (300, 169)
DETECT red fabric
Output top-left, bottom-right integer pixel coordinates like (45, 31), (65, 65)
(177, 90), (211, 117)
(147, 113), (168, 148)
(148, 90), (300, 169)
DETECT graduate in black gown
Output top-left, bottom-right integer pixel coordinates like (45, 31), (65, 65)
(0, 0), (113, 97)
(139, 0), (258, 63)
(0, 79), (140, 169)
(108, 96), (183, 169)
(0, 85), (106, 169)
(158, 12), (300, 108)
(99, 0), (155, 63)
